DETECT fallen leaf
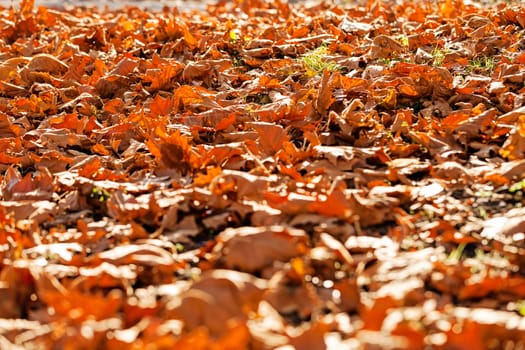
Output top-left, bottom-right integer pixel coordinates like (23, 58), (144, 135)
(167, 269), (267, 336)
(213, 226), (308, 273)
(500, 115), (525, 160)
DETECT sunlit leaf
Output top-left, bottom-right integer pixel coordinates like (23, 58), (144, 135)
(0, 0), (524, 348)
(213, 226), (308, 273)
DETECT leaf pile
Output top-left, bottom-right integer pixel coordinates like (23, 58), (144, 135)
(1, 0), (525, 348)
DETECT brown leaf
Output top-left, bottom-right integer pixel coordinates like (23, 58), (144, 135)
(0, 264), (35, 318)
(27, 54), (68, 74)
(248, 121), (289, 155)
(96, 243), (175, 267)
(314, 69), (335, 116)
(213, 226), (308, 273)
(181, 59), (230, 86)
(0, 57), (30, 81)
(264, 269), (320, 320)
(167, 269), (267, 336)
(319, 232), (354, 266)
(313, 145), (382, 171)
(108, 57), (138, 76)
(369, 35), (407, 59)
(497, 106), (525, 124)
(0, 200), (57, 223)
(289, 320), (329, 350)
(500, 115), (525, 160)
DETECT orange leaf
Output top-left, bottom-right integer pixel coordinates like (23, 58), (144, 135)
(78, 157), (102, 178)
(212, 323), (251, 350)
(146, 139), (161, 159)
(500, 115), (525, 160)
(398, 84), (419, 96)
(248, 121), (289, 155)
(173, 85), (204, 112)
(308, 188), (352, 218)
(289, 321), (329, 350)
(215, 113), (236, 131)
(361, 296), (399, 330)
(258, 75), (282, 89)
(278, 164), (303, 181)
(103, 99), (125, 114)
(194, 166), (222, 186)
(314, 70), (334, 116)
(441, 111), (470, 131)
(150, 94), (172, 117)
(181, 23), (197, 48)
(92, 143), (110, 155)
(20, 0), (34, 19)
(335, 75), (368, 91)
(517, 52), (525, 64)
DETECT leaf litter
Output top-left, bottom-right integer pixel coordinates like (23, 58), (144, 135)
(0, 0), (525, 348)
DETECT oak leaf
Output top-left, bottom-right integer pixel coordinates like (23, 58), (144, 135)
(213, 226), (308, 273)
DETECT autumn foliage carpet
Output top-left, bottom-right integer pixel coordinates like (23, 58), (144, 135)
(1, 0), (525, 348)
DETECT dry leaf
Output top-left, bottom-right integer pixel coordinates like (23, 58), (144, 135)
(0, 0), (524, 348)
(213, 226), (308, 273)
